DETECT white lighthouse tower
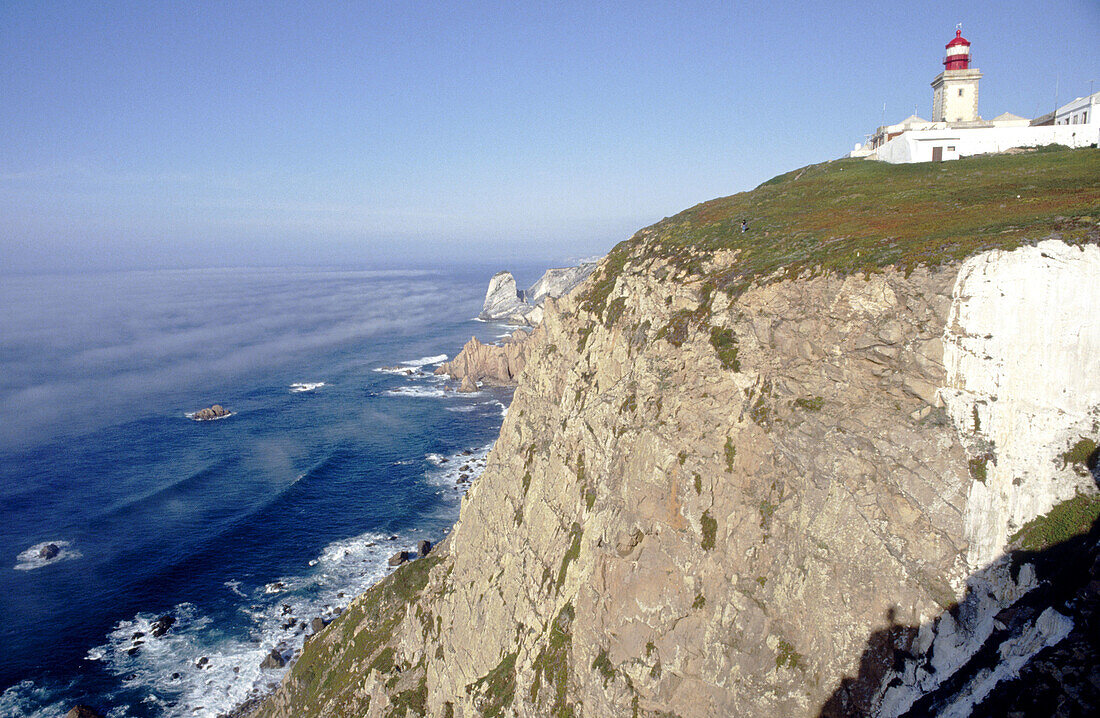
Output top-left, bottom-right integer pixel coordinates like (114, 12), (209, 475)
(931, 27), (982, 123)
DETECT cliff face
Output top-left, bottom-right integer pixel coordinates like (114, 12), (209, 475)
(252, 150), (1100, 718)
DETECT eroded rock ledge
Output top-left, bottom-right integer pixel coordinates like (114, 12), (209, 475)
(435, 329), (533, 387)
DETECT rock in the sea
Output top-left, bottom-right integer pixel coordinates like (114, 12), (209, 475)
(479, 271), (526, 321)
(457, 375), (478, 393)
(150, 614), (175, 638)
(38, 543), (60, 560)
(190, 404), (230, 421)
(477, 262), (599, 325)
(65, 706), (104, 718)
(388, 551), (409, 567)
(417, 540), (432, 557)
(311, 617), (326, 633)
(260, 649), (285, 670)
(436, 330), (532, 387)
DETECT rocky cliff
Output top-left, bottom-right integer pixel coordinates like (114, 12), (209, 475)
(251, 148), (1100, 718)
(435, 330), (533, 387)
(479, 263), (598, 325)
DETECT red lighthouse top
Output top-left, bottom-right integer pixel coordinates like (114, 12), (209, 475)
(944, 28), (971, 70)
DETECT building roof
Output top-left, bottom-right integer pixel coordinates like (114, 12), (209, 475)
(899, 114), (930, 126)
(992, 112), (1027, 122)
(946, 29), (970, 48)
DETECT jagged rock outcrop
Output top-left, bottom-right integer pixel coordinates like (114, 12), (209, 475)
(436, 329), (532, 386)
(478, 263), (598, 325)
(480, 272), (526, 322)
(251, 152), (1100, 718)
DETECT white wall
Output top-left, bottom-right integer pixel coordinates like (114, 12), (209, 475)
(873, 123), (1100, 163)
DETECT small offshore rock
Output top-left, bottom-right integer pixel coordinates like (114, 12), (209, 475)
(150, 614), (175, 638)
(190, 404), (230, 421)
(196, 656), (209, 669)
(65, 706), (104, 718)
(38, 543), (61, 560)
(388, 551), (409, 567)
(260, 649), (285, 670)
(417, 540), (432, 557)
(310, 617), (326, 633)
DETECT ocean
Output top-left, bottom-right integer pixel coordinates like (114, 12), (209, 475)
(0, 265), (532, 717)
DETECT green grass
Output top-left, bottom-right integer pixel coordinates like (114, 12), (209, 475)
(556, 523), (583, 590)
(603, 296), (627, 329)
(1009, 493), (1100, 551)
(794, 396), (824, 412)
(591, 648), (615, 686)
(775, 639), (802, 670)
(466, 652), (518, 718)
(969, 457), (989, 482)
(709, 326), (740, 371)
(692, 592), (707, 609)
(531, 603), (576, 718)
(700, 510), (717, 551)
(1061, 437), (1097, 470)
(583, 148), (1100, 301)
(724, 437), (736, 472)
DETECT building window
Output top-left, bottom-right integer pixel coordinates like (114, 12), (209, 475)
(958, 89), (964, 96)
(947, 146), (955, 151)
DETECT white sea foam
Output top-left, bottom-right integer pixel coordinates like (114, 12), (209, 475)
(400, 353), (447, 367)
(373, 366), (418, 375)
(66, 442), (498, 718)
(289, 382), (325, 393)
(14, 540), (81, 571)
(384, 385), (448, 398)
(0, 679), (78, 718)
(444, 405), (479, 413)
(83, 529), (408, 718)
(423, 443), (494, 493)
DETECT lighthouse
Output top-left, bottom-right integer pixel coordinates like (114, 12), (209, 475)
(931, 27), (982, 123)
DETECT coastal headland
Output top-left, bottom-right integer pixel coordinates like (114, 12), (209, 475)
(249, 147), (1100, 717)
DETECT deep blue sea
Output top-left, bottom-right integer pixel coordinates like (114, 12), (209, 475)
(0, 265), (533, 717)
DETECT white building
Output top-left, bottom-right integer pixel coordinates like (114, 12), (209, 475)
(850, 29), (1100, 164)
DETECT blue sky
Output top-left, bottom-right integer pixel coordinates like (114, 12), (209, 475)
(2, 1), (1098, 273)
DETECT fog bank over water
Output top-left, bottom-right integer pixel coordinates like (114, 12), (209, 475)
(0, 266), (485, 451)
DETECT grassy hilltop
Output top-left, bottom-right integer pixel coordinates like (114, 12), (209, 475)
(584, 146), (1100, 312)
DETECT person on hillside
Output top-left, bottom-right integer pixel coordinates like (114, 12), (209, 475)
(741, 219), (748, 233)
